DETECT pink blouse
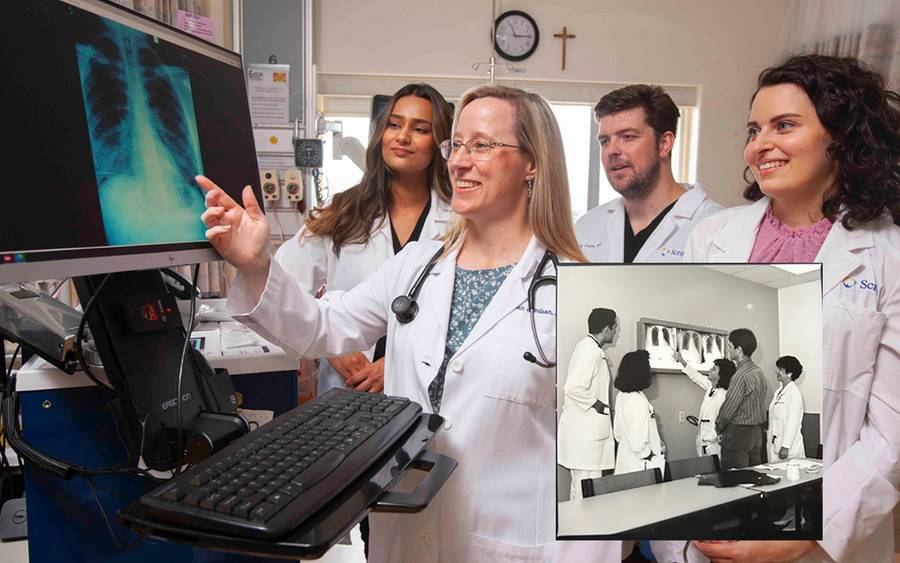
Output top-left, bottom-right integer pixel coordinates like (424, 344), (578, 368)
(749, 203), (833, 263)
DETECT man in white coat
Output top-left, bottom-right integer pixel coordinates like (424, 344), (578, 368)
(575, 84), (721, 263)
(558, 308), (617, 500)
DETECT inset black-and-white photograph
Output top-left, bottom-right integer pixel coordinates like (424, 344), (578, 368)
(556, 264), (823, 547)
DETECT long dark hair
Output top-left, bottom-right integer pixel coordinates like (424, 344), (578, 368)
(743, 55), (900, 229)
(305, 84), (453, 253)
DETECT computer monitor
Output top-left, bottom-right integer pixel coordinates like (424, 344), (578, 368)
(0, 0), (261, 284)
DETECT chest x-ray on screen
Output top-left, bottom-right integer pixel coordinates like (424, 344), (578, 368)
(77, 17), (205, 245)
(643, 322), (725, 372)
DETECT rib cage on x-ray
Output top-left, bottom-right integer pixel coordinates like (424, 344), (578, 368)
(698, 333), (725, 370)
(646, 325), (679, 368)
(680, 330), (703, 366)
(643, 322), (726, 371)
(77, 20), (206, 245)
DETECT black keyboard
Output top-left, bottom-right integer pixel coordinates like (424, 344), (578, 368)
(138, 389), (422, 539)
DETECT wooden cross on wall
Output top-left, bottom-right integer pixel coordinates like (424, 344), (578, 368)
(554, 26), (576, 71)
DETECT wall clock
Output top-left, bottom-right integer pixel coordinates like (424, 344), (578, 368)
(494, 10), (539, 62)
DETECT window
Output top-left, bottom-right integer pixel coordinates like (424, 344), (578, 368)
(549, 104), (592, 221)
(319, 84), (698, 223)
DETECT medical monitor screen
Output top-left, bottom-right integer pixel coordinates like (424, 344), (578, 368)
(0, 0), (260, 282)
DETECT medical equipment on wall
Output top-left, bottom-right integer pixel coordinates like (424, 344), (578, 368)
(318, 116), (366, 173)
(390, 248), (558, 367)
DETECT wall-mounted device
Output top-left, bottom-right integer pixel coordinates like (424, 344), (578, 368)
(284, 169), (303, 202)
(294, 138), (324, 168)
(260, 170), (280, 202)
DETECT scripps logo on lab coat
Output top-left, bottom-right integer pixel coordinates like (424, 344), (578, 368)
(841, 277), (877, 291)
(660, 247), (684, 257)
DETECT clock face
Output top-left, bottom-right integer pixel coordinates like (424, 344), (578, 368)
(494, 11), (539, 62)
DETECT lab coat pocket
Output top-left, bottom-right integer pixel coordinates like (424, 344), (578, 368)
(823, 299), (886, 399)
(482, 325), (555, 408)
(466, 533), (554, 563)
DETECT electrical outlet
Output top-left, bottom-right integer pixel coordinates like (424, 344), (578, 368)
(259, 170), (280, 202)
(678, 410), (686, 424)
(284, 169), (303, 202)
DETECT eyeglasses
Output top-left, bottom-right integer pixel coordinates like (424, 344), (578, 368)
(439, 138), (520, 161)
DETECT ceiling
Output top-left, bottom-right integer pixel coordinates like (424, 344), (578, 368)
(703, 264), (821, 289)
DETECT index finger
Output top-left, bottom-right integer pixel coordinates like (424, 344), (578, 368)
(196, 175), (239, 209)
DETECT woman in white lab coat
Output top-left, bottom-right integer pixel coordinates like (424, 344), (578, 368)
(275, 83), (453, 396)
(684, 55), (900, 563)
(613, 350), (666, 475)
(199, 84), (624, 562)
(767, 355), (805, 462)
(673, 351), (735, 458)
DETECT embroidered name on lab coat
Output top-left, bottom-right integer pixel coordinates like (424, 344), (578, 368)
(515, 304), (555, 316)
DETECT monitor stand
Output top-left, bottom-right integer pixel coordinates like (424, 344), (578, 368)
(74, 269), (244, 471)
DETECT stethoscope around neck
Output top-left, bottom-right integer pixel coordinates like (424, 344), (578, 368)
(390, 247), (558, 367)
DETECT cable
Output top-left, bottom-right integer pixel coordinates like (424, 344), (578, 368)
(137, 413), (150, 470)
(49, 278), (70, 298)
(173, 264), (200, 474)
(84, 475), (145, 551)
(268, 201), (286, 243)
(75, 274), (117, 394)
(3, 343), (20, 390)
(2, 373), (158, 480)
(0, 344), (21, 494)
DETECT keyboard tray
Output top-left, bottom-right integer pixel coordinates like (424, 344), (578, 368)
(118, 413), (455, 559)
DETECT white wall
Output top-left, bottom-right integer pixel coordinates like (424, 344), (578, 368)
(778, 281), (824, 414)
(314, 0), (791, 207)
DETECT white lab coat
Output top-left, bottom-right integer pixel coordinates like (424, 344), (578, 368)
(558, 336), (615, 471)
(768, 381), (805, 462)
(575, 183), (722, 262)
(230, 236), (623, 562)
(682, 364), (726, 458)
(613, 391), (666, 475)
(685, 196), (900, 563)
(273, 190), (452, 394)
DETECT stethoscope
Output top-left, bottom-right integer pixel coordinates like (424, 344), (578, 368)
(390, 247), (558, 367)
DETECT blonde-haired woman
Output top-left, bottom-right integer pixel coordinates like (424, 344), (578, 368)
(198, 84), (621, 562)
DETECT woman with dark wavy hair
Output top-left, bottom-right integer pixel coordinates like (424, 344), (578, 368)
(275, 83), (454, 396)
(685, 55), (900, 562)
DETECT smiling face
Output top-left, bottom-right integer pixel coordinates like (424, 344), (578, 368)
(380, 95), (436, 177)
(597, 107), (671, 200)
(446, 96), (534, 223)
(744, 84), (838, 204)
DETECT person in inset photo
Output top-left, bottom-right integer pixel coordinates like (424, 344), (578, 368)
(613, 349), (666, 476)
(767, 355), (806, 462)
(673, 349), (736, 458)
(558, 308), (617, 500)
